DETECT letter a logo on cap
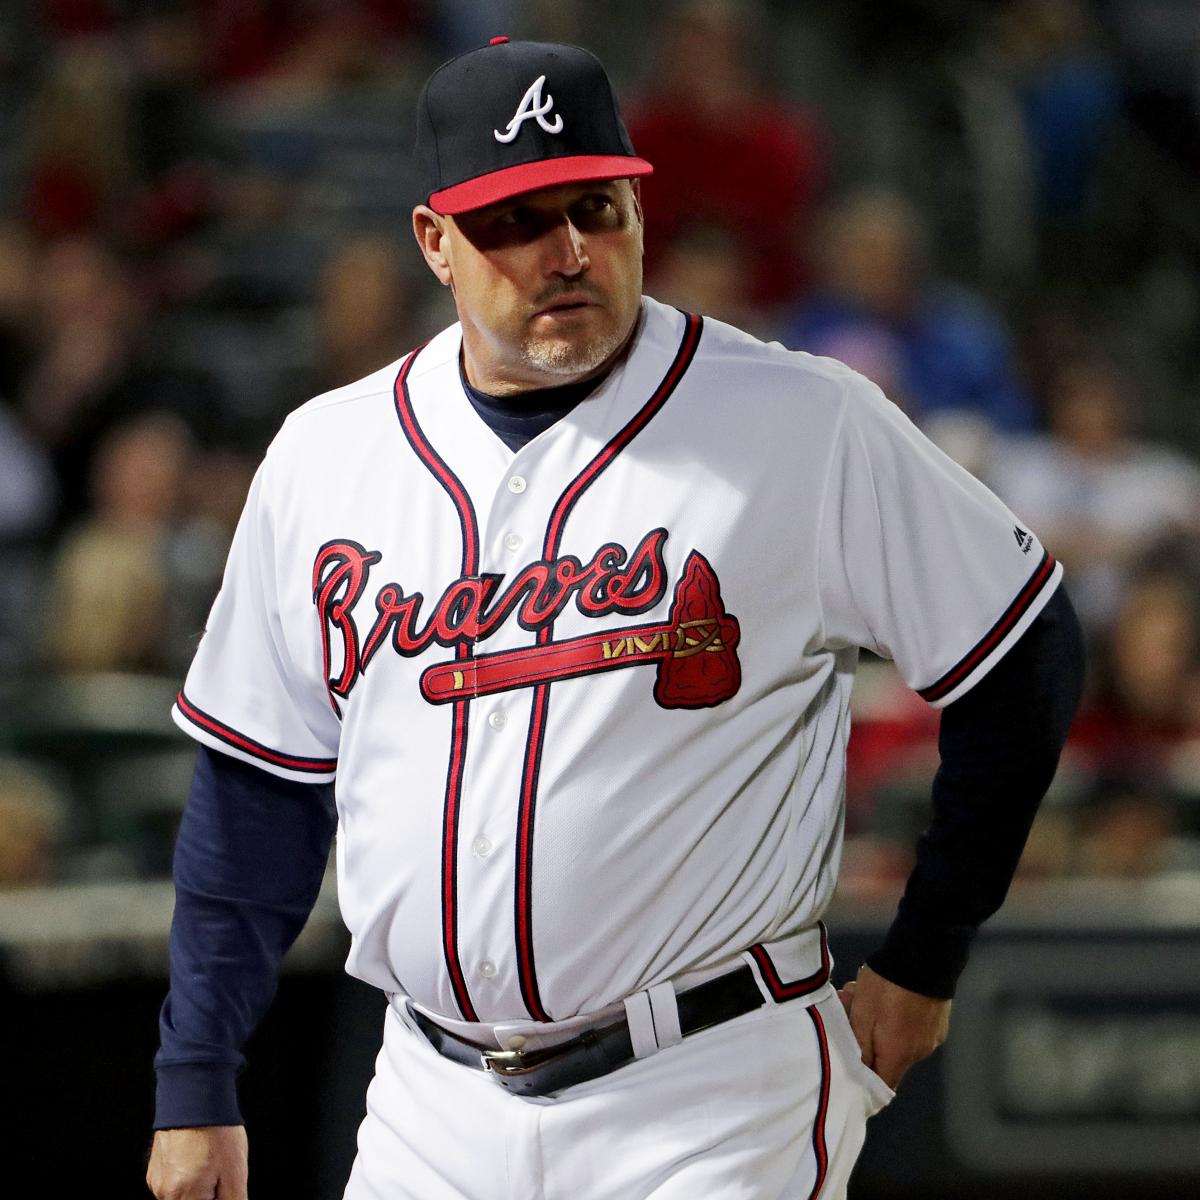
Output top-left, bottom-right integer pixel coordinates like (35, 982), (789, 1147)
(494, 75), (564, 143)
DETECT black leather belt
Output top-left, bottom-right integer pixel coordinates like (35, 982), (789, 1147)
(407, 965), (766, 1097)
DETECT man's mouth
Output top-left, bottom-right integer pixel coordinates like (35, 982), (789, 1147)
(535, 294), (597, 316)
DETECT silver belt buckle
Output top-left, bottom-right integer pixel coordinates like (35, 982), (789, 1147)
(480, 1040), (570, 1083)
(480, 1046), (540, 1079)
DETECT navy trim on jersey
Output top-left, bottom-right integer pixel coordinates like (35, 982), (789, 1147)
(514, 311), (705, 1022)
(394, 344), (481, 1024)
(176, 691), (337, 775)
(748, 922), (831, 1002)
(805, 1004), (832, 1199)
(917, 549), (1057, 704)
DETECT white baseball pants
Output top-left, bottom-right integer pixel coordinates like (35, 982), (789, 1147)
(343, 986), (893, 1200)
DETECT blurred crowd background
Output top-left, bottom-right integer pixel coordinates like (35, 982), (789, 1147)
(1, 0), (1200, 904)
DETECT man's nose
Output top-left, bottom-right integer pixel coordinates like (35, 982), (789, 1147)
(544, 219), (589, 277)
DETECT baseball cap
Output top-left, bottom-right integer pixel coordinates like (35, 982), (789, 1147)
(414, 37), (653, 215)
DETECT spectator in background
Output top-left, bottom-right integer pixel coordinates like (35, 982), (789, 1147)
(198, 0), (422, 93)
(0, 225), (57, 675)
(0, 401), (57, 675)
(0, 759), (65, 887)
(643, 222), (763, 335)
(990, 0), (1119, 230)
(987, 358), (1200, 628)
(47, 412), (193, 674)
(627, 0), (828, 311)
(431, 0), (520, 55)
(21, 14), (223, 275)
(1070, 572), (1200, 772)
(0, 221), (38, 401)
(263, 233), (429, 435)
(20, 236), (218, 529)
(21, 237), (140, 505)
(0, 402), (55, 547)
(38, 0), (119, 39)
(781, 190), (1036, 434)
(163, 445), (257, 675)
(1076, 774), (1183, 879)
(1104, 0), (1200, 168)
(22, 42), (134, 240)
(316, 234), (418, 391)
(124, 4), (220, 254)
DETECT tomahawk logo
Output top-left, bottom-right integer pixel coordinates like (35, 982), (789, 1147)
(420, 550), (741, 711)
(494, 75), (564, 143)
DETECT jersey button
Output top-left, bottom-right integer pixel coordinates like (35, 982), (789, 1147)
(479, 960), (497, 979)
(504, 532), (523, 552)
(507, 475), (527, 494)
(488, 711), (507, 731)
(472, 836), (493, 858)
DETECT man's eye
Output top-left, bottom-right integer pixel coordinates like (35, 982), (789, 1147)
(496, 207), (535, 228)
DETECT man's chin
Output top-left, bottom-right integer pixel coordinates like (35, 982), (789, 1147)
(521, 329), (623, 379)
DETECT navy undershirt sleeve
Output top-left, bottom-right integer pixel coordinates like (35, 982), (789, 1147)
(866, 583), (1086, 998)
(154, 746), (336, 1128)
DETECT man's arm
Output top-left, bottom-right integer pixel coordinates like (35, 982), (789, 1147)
(841, 583), (1085, 1086)
(148, 746), (336, 1199)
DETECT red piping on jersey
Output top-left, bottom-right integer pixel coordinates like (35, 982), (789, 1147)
(394, 344), (481, 1023)
(514, 311), (704, 1022)
(918, 549), (1056, 703)
(805, 1004), (832, 1199)
(748, 923), (831, 1001)
(176, 691), (337, 774)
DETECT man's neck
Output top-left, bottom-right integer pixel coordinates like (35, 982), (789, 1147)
(457, 355), (615, 453)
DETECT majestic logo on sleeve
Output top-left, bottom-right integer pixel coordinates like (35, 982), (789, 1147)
(494, 75), (564, 143)
(312, 529), (740, 711)
(1013, 525), (1034, 554)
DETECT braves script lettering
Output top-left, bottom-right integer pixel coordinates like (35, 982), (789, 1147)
(313, 529), (672, 701)
(311, 540), (382, 699)
(314, 530), (743, 710)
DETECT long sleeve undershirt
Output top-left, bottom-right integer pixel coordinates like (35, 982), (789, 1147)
(154, 383), (1085, 1125)
(154, 749), (336, 1128)
(867, 582), (1084, 997)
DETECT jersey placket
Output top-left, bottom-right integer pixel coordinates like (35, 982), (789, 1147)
(451, 465), (557, 1020)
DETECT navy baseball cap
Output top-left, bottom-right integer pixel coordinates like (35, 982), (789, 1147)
(415, 37), (653, 215)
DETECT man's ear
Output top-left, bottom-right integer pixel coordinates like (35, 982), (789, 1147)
(629, 178), (645, 227)
(412, 206), (453, 287)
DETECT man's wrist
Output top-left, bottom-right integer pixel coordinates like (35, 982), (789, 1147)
(865, 907), (974, 1000)
(154, 1062), (243, 1130)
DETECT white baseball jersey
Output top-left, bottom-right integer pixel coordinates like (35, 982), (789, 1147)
(173, 296), (1061, 1026)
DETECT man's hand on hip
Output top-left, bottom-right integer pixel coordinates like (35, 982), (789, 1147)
(837, 964), (951, 1090)
(146, 1125), (248, 1200)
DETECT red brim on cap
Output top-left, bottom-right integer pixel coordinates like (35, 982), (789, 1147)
(428, 154), (653, 215)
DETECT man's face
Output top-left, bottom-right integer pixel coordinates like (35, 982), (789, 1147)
(413, 179), (644, 392)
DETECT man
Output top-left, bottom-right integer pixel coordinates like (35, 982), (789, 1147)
(148, 38), (1084, 1200)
